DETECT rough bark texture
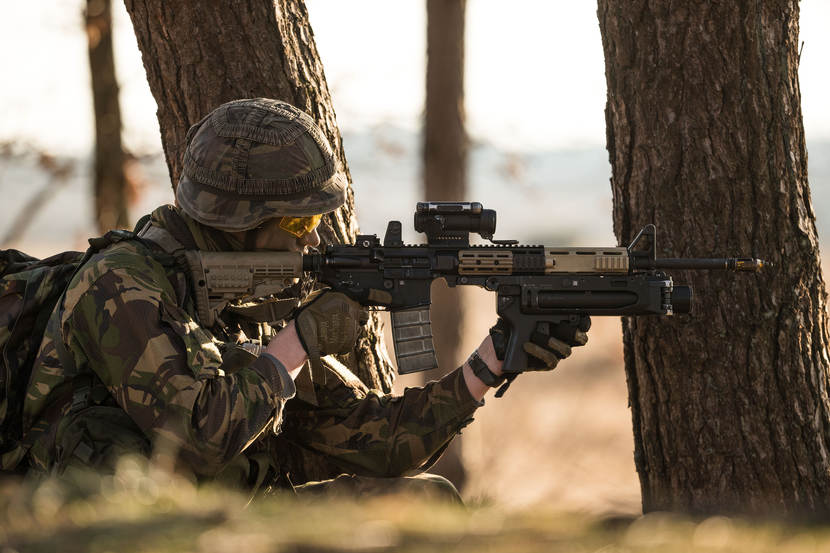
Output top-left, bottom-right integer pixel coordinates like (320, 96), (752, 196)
(123, 0), (394, 393)
(423, 0), (468, 490)
(598, 0), (830, 516)
(87, 0), (128, 233)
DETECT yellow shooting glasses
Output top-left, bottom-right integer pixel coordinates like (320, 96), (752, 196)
(279, 214), (323, 238)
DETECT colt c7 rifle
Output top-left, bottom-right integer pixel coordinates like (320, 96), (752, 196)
(192, 202), (766, 383)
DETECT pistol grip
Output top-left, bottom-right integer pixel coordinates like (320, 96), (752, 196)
(497, 294), (530, 374)
(501, 321), (529, 374)
(498, 292), (580, 373)
(390, 306), (438, 374)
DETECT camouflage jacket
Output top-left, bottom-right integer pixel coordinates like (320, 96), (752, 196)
(22, 206), (482, 486)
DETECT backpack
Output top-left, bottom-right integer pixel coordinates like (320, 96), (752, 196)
(0, 227), (146, 472)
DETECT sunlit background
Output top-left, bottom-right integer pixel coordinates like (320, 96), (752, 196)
(1, 0), (828, 513)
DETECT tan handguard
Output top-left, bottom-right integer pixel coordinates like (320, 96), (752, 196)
(457, 247), (630, 275)
(185, 251), (304, 327)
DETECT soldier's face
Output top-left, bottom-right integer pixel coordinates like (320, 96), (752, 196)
(252, 216), (321, 252)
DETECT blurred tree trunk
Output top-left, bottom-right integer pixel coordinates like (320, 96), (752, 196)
(86, 0), (128, 232)
(598, 0), (830, 516)
(122, 1), (394, 393)
(423, 0), (468, 490)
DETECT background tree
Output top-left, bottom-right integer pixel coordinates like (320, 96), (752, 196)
(598, 0), (830, 516)
(86, 0), (128, 232)
(122, 0), (394, 394)
(422, 0), (469, 490)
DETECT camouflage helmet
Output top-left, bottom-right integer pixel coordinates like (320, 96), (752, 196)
(175, 98), (347, 231)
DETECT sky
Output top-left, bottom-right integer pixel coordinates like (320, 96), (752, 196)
(0, 0), (827, 157)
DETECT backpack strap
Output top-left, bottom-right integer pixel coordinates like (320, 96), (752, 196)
(138, 224), (187, 255)
(49, 315), (78, 378)
(133, 213), (152, 235)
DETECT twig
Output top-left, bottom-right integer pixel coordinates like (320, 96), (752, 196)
(1, 152), (75, 248)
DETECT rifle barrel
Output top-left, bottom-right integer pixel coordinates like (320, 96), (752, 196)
(633, 258), (767, 272)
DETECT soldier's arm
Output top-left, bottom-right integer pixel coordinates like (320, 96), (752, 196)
(278, 362), (483, 478)
(68, 266), (295, 476)
(461, 335), (504, 401)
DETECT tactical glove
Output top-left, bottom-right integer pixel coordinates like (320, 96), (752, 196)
(487, 315), (590, 397)
(294, 290), (368, 380)
(489, 315), (591, 371)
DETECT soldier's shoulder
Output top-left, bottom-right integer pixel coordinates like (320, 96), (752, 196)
(65, 240), (176, 310)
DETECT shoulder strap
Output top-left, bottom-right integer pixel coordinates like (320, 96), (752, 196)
(87, 229), (137, 252)
(138, 224), (187, 255)
(133, 213), (152, 234)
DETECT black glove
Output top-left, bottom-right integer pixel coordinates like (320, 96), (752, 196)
(489, 315), (591, 371)
(295, 290), (368, 357)
(294, 290), (369, 382)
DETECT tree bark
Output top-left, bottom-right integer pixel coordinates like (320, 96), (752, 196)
(123, 0), (394, 393)
(598, 0), (830, 516)
(425, 0), (467, 203)
(87, 0), (128, 233)
(424, 0), (468, 373)
(423, 0), (468, 490)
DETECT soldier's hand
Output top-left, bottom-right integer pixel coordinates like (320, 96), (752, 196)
(294, 290), (369, 359)
(489, 315), (590, 371)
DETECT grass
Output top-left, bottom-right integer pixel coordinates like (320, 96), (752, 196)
(3, 457), (830, 553)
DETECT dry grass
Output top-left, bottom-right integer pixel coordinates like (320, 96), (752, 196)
(3, 460), (830, 553)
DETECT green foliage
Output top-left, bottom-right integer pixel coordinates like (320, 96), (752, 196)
(2, 456), (830, 553)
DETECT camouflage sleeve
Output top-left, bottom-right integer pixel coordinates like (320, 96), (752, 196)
(281, 366), (482, 477)
(68, 267), (290, 476)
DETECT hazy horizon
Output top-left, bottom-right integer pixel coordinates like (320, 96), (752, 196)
(1, 1), (828, 156)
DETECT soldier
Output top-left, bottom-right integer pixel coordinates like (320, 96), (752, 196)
(21, 99), (589, 499)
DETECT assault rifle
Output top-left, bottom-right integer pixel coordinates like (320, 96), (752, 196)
(191, 202), (766, 380)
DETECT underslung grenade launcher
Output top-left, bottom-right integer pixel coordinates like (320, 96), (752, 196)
(193, 202), (766, 380)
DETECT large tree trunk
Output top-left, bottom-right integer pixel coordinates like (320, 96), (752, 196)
(598, 0), (830, 516)
(123, 0), (394, 393)
(87, 0), (128, 232)
(423, 0), (468, 490)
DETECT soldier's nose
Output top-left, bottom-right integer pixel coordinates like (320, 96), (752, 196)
(301, 228), (320, 249)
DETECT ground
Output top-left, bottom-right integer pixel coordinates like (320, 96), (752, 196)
(3, 457), (830, 553)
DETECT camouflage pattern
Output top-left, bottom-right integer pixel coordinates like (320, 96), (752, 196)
(176, 99), (348, 231)
(248, 354), (480, 487)
(22, 206), (482, 488)
(0, 249), (85, 470)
